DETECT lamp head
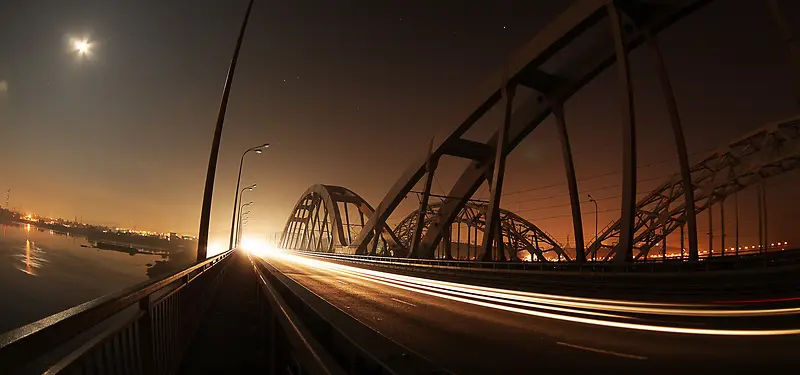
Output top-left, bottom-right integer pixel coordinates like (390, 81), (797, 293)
(254, 143), (270, 153)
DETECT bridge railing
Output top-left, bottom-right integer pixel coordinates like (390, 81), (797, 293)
(0, 249), (235, 374)
(292, 248), (800, 275)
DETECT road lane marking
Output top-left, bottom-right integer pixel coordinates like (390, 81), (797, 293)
(556, 342), (647, 360)
(391, 298), (417, 307)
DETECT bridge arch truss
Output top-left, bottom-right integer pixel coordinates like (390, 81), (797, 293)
(279, 0), (800, 264)
(393, 202), (569, 262)
(278, 184), (403, 255)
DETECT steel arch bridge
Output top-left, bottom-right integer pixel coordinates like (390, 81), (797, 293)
(588, 117), (800, 262)
(278, 0), (800, 263)
(392, 202), (570, 262)
(278, 184), (404, 255)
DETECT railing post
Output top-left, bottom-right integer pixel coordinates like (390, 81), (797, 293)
(137, 296), (156, 374)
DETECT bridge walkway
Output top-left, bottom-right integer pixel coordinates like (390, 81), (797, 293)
(178, 252), (268, 374)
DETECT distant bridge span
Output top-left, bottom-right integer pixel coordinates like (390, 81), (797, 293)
(280, 112), (800, 262)
(278, 184), (403, 254)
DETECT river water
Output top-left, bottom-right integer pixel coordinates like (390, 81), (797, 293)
(0, 223), (164, 333)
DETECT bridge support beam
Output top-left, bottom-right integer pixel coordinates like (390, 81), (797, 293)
(552, 103), (585, 263)
(410, 139), (439, 258)
(481, 79), (516, 261)
(647, 32), (699, 262)
(608, 2), (637, 263)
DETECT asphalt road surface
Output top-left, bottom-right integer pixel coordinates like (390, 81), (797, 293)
(261, 251), (800, 374)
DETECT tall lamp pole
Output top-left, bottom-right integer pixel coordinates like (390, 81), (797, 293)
(230, 166), (262, 251)
(588, 194), (598, 262)
(196, 0), (257, 261)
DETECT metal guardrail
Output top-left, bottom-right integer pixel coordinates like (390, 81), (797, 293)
(291, 250), (800, 301)
(0, 249), (235, 374)
(299, 248), (800, 275)
(250, 255), (448, 375)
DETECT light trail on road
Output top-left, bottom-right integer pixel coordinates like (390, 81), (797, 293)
(258, 249), (800, 336)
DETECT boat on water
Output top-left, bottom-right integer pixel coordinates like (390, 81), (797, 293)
(93, 241), (138, 255)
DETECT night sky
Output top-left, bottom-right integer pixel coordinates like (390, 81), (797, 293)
(1, 1), (799, 251)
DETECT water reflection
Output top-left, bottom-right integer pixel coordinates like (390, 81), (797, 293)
(0, 223), (171, 333)
(24, 240), (36, 275)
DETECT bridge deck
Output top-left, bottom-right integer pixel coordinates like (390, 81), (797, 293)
(179, 253), (268, 374)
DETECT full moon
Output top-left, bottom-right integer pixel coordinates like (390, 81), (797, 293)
(74, 39), (91, 55)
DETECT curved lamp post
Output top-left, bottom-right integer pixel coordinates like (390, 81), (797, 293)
(197, 0), (258, 261)
(230, 172), (261, 249)
(228, 144), (268, 250)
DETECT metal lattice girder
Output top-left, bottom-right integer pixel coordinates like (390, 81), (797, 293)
(589, 116), (800, 260)
(343, 0), (714, 257)
(392, 202), (568, 262)
(279, 184), (403, 253)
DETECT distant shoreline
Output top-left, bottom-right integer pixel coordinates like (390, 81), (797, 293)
(7, 219), (188, 255)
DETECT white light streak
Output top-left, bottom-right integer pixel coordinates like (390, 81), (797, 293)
(262, 250), (800, 336)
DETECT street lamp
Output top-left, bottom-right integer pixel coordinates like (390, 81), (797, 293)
(234, 184), (256, 245)
(236, 202), (253, 248)
(588, 194), (598, 262)
(230, 149), (265, 251)
(238, 219), (250, 247)
(196, 0), (257, 261)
